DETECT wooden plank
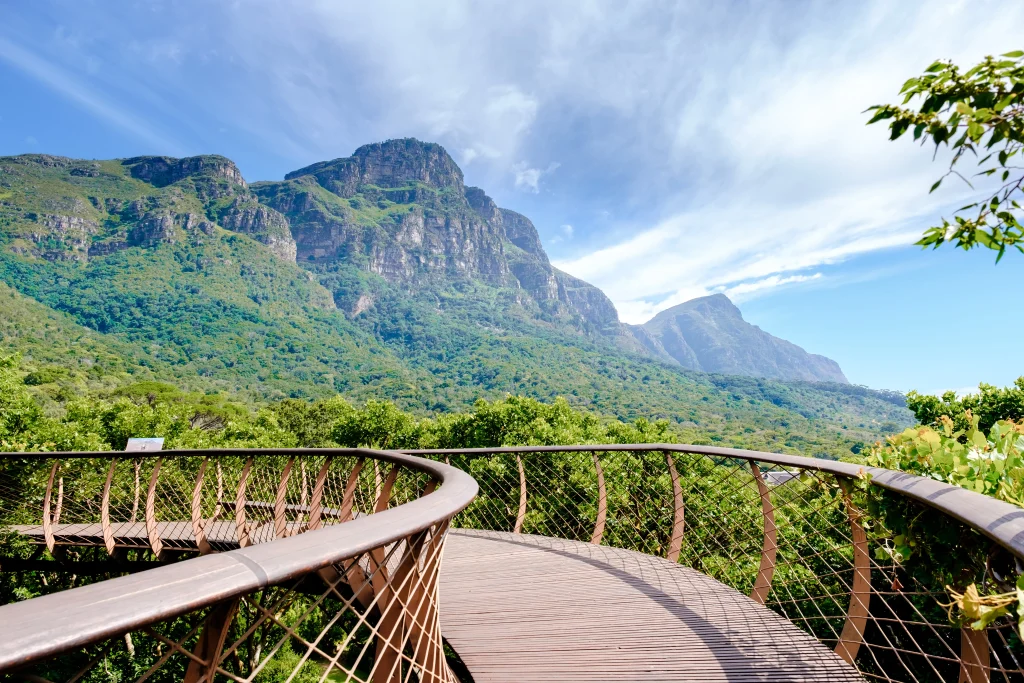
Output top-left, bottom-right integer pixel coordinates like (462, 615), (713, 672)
(440, 530), (862, 682)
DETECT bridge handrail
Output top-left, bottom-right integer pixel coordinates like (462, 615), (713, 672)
(0, 447), (478, 671)
(403, 443), (1024, 561)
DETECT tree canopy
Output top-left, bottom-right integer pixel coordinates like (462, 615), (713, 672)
(868, 51), (1024, 260)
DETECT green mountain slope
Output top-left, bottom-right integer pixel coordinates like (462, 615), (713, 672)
(0, 144), (912, 457)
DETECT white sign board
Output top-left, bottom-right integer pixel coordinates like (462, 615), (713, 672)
(125, 438), (164, 452)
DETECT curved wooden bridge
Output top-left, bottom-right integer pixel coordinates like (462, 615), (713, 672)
(441, 530), (860, 682)
(1, 445), (1022, 682)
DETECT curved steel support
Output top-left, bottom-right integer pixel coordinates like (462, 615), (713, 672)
(53, 477), (63, 526)
(514, 454), (527, 534)
(374, 461), (382, 502)
(191, 458), (213, 555)
(183, 598), (239, 683)
(0, 448), (479, 675)
(145, 458), (164, 558)
(375, 466), (399, 514)
(300, 460), (309, 509)
(591, 452), (606, 545)
(130, 460), (141, 523)
(42, 461), (59, 554)
(749, 463), (778, 605)
(101, 459), (118, 556)
(959, 626), (990, 683)
(338, 458), (364, 523)
(274, 456), (295, 539)
(306, 456), (333, 531)
(835, 484), (871, 664)
(664, 451), (684, 563)
(235, 457), (254, 548)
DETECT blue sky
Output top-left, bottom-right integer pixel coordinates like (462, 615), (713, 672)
(1, 0), (1021, 394)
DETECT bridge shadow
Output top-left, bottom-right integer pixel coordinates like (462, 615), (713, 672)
(444, 530), (858, 682)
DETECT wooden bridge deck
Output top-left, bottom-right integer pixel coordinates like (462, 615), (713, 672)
(440, 530), (862, 682)
(11, 524), (862, 681)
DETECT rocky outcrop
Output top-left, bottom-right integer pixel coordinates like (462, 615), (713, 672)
(274, 142), (622, 332)
(499, 209), (546, 258)
(217, 199), (296, 262)
(128, 212), (214, 247)
(0, 146), (853, 388)
(34, 213), (99, 261)
(260, 140), (516, 287)
(122, 155), (246, 188)
(553, 268), (621, 330)
(636, 294), (848, 383)
(285, 139), (464, 198)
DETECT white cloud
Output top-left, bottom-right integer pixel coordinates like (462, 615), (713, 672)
(551, 0), (1024, 323)
(561, 224), (573, 237)
(4, 0), (1020, 316)
(723, 273), (823, 302)
(513, 161), (560, 193)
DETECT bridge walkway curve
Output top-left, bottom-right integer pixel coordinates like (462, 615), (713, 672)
(11, 523), (862, 681)
(440, 530), (860, 682)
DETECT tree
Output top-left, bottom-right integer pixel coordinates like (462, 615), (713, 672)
(867, 51), (1024, 260)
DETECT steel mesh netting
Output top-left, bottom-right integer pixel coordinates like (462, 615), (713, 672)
(430, 447), (1024, 683)
(0, 451), (461, 683)
(10, 521), (456, 683)
(0, 453), (430, 561)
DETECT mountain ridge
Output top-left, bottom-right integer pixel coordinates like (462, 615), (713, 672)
(633, 294), (848, 383)
(0, 140), (893, 458)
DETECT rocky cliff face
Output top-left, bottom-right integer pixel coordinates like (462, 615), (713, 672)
(635, 294), (848, 383)
(0, 142), (847, 385)
(0, 153), (297, 264)
(257, 138), (620, 331)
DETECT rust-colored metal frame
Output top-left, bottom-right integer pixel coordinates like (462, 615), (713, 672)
(0, 448), (478, 672)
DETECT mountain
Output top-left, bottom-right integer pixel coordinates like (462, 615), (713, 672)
(633, 294), (848, 383)
(0, 140), (910, 455)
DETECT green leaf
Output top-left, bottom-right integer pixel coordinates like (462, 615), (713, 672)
(1001, 50), (1024, 58)
(995, 94), (1016, 112)
(866, 108), (896, 125)
(930, 179), (943, 193)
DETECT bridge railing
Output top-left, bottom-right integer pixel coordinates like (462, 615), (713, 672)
(404, 444), (1024, 683)
(0, 448), (478, 682)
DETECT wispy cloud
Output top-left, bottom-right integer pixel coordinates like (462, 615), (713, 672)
(513, 161), (560, 192)
(551, 0), (1024, 322)
(3, 0), (1020, 317)
(0, 37), (182, 154)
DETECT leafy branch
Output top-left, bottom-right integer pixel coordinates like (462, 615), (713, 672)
(867, 51), (1024, 261)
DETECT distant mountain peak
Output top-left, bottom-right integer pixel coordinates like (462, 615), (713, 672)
(635, 294), (847, 383)
(284, 137), (464, 193)
(653, 293), (741, 319)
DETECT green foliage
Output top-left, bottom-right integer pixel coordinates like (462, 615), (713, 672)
(22, 366), (67, 386)
(0, 355), (43, 443)
(861, 415), (1024, 635)
(867, 415), (1024, 512)
(867, 51), (1024, 259)
(907, 378), (1024, 434)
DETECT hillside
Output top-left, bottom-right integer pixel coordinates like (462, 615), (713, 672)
(634, 294), (848, 383)
(0, 142), (912, 456)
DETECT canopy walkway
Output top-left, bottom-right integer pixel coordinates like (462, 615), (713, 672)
(1, 445), (1022, 682)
